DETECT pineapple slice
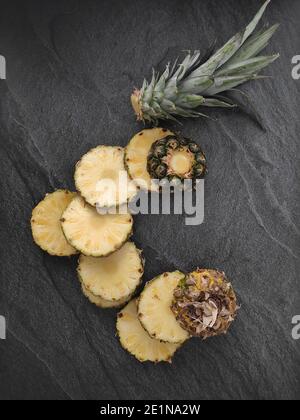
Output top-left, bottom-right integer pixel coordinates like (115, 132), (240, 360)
(75, 146), (137, 208)
(31, 190), (78, 256)
(61, 196), (133, 257)
(117, 299), (181, 363)
(81, 284), (131, 308)
(78, 242), (144, 301)
(138, 271), (190, 344)
(125, 128), (173, 191)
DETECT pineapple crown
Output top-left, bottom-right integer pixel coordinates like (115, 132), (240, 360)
(131, 0), (279, 123)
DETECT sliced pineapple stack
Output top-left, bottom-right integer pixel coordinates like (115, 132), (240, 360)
(117, 299), (180, 363)
(30, 134), (239, 364)
(31, 190), (78, 256)
(78, 242), (144, 307)
(116, 271), (189, 363)
(31, 143), (138, 312)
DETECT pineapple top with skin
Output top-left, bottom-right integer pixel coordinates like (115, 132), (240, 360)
(131, 0), (279, 123)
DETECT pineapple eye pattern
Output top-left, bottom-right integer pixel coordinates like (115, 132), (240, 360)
(147, 134), (207, 187)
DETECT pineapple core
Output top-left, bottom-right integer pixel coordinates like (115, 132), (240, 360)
(169, 150), (193, 176)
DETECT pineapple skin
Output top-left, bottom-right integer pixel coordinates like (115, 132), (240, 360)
(31, 190), (78, 257)
(137, 271), (190, 344)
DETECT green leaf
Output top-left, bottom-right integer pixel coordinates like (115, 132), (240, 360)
(204, 74), (266, 95)
(216, 54), (279, 77)
(175, 94), (205, 108)
(161, 98), (177, 111)
(173, 106), (211, 119)
(143, 70), (156, 103)
(202, 98), (236, 108)
(221, 23), (279, 69)
(178, 76), (213, 94)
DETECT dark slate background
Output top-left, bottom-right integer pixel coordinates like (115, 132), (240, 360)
(0, 0), (300, 400)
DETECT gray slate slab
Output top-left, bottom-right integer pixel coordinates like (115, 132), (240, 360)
(0, 0), (300, 400)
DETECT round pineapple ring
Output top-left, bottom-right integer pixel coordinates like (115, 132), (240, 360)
(78, 242), (144, 301)
(81, 284), (131, 309)
(117, 299), (181, 363)
(75, 145), (137, 208)
(138, 271), (190, 344)
(124, 127), (173, 191)
(61, 196), (133, 257)
(31, 190), (78, 256)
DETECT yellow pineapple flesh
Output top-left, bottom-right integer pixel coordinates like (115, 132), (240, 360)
(125, 128), (173, 191)
(75, 146), (137, 208)
(61, 196), (133, 257)
(138, 271), (189, 344)
(117, 299), (181, 363)
(78, 242), (144, 301)
(31, 190), (77, 256)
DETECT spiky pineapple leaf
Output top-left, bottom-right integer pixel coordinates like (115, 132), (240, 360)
(222, 23), (280, 68)
(179, 0), (272, 93)
(216, 54), (279, 77)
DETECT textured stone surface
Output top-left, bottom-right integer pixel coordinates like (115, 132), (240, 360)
(0, 0), (300, 400)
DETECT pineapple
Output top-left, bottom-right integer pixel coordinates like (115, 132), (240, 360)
(31, 190), (78, 256)
(117, 299), (181, 363)
(77, 242), (144, 301)
(61, 196), (133, 257)
(125, 127), (173, 191)
(81, 283), (131, 308)
(138, 271), (190, 344)
(75, 146), (137, 208)
(147, 134), (207, 187)
(171, 269), (238, 339)
(131, 0), (279, 123)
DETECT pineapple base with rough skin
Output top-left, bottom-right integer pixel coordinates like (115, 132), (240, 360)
(117, 299), (181, 363)
(77, 242), (144, 302)
(138, 271), (190, 344)
(31, 190), (78, 256)
(171, 269), (238, 339)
